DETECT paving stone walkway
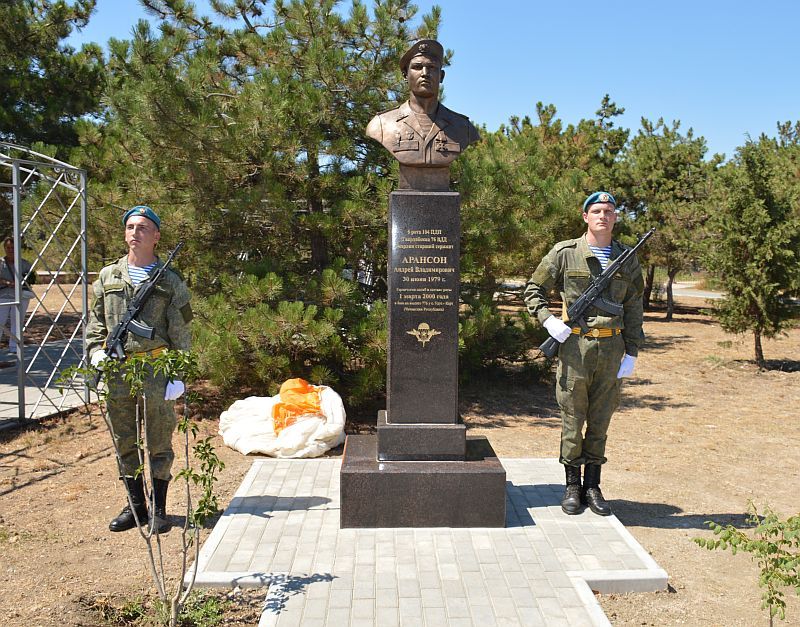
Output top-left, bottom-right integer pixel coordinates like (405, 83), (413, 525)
(188, 457), (667, 626)
(0, 339), (88, 427)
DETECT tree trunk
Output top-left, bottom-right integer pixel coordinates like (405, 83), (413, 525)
(754, 330), (765, 369)
(642, 264), (655, 310)
(665, 268), (679, 321)
(479, 268), (498, 306)
(305, 148), (329, 272)
(309, 227), (329, 272)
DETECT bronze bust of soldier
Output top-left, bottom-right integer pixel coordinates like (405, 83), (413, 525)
(366, 39), (480, 191)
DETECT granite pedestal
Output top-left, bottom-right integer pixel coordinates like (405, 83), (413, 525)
(376, 410), (465, 461)
(340, 435), (506, 528)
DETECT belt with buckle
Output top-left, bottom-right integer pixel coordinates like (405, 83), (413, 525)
(132, 346), (167, 358)
(571, 327), (621, 338)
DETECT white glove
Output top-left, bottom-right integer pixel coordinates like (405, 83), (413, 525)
(617, 354), (637, 378)
(543, 316), (572, 343)
(90, 350), (108, 368)
(164, 380), (185, 401)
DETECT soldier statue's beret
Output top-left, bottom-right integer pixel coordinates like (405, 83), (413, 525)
(583, 191), (617, 211)
(122, 205), (161, 230)
(400, 39), (444, 74)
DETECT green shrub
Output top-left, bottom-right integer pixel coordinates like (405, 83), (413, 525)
(193, 264), (386, 408)
(176, 592), (228, 627)
(694, 504), (800, 624)
(458, 303), (543, 380)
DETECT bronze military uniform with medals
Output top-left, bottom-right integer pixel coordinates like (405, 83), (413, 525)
(369, 100), (479, 167)
(366, 39), (479, 191)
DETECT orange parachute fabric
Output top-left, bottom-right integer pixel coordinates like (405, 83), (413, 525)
(271, 378), (323, 435)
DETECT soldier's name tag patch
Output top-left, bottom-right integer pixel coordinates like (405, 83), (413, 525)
(103, 282), (125, 293)
(394, 140), (420, 152)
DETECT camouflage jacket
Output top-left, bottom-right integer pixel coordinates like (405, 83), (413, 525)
(523, 236), (645, 356)
(86, 256), (192, 359)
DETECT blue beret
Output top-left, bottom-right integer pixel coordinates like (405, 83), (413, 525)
(583, 191), (616, 211)
(122, 205), (161, 230)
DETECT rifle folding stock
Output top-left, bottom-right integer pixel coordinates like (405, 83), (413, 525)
(539, 335), (561, 359)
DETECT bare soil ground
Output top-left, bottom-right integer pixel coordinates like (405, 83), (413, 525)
(465, 300), (800, 626)
(1, 295), (799, 626)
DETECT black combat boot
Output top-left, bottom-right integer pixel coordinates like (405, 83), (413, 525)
(582, 464), (612, 516)
(109, 475), (148, 532)
(150, 478), (170, 534)
(561, 464), (582, 515)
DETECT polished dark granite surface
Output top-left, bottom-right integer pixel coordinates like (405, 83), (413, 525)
(387, 191), (460, 425)
(377, 410), (466, 461)
(341, 434), (506, 528)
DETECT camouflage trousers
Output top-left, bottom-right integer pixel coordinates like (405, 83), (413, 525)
(106, 370), (176, 481)
(556, 332), (626, 467)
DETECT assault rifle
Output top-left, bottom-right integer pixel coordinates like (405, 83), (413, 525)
(539, 228), (655, 358)
(93, 241), (184, 385)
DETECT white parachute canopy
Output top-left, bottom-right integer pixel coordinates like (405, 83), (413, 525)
(218, 380), (346, 458)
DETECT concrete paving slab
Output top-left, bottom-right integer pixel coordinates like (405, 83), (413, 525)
(189, 457), (667, 626)
(0, 339), (89, 427)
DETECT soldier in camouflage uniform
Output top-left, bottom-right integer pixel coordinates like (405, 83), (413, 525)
(87, 206), (192, 533)
(523, 192), (644, 516)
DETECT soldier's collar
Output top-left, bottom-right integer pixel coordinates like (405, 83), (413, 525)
(396, 101), (413, 121)
(579, 235), (595, 259)
(398, 100), (441, 121)
(581, 235), (619, 259)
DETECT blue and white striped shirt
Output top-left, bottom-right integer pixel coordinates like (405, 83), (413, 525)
(128, 261), (157, 286)
(588, 244), (612, 270)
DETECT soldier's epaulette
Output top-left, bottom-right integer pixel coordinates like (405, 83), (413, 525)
(438, 103), (471, 123)
(613, 239), (634, 253)
(375, 105), (402, 117)
(553, 239), (579, 252)
(100, 263), (122, 280)
(166, 266), (185, 281)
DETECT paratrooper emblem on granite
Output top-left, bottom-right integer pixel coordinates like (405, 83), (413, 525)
(340, 39), (506, 528)
(407, 322), (441, 347)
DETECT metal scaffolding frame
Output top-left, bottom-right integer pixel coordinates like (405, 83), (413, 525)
(0, 142), (90, 423)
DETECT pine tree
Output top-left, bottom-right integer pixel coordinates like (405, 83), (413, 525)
(0, 0), (104, 235)
(76, 0), (439, 275)
(72, 0), (441, 403)
(619, 118), (721, 318)
(451, 98), (630, 371)
(455, 97), (630, 296)
(0, 0), (104, 148)
(706, 136), (800, 367)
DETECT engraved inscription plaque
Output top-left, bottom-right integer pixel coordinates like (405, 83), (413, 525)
(387, 190), (460, 425)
